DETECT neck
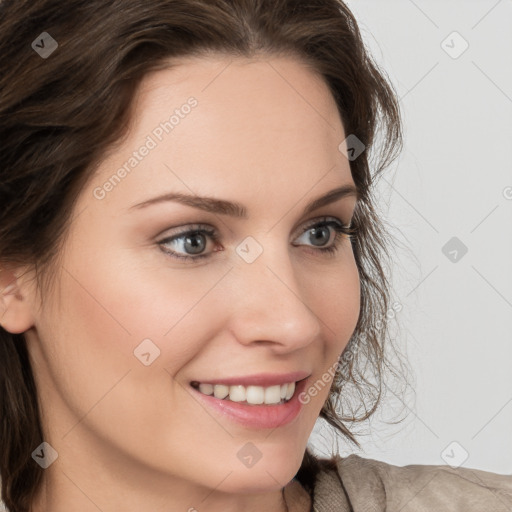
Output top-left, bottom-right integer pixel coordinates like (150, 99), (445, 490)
(283, 479), (312, 512)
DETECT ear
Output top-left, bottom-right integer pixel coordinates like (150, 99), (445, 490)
(0, 264), (37, 334)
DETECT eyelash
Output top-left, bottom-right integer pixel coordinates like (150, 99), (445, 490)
(157, 216), (357, 263)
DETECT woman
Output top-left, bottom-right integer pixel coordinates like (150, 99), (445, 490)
(0, 1), (510, 511)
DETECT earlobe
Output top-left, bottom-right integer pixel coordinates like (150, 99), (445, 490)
(0, 265), (36, 334)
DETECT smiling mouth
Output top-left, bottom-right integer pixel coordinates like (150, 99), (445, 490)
(190, 380), (298, 406)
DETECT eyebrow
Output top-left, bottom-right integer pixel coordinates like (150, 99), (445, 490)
(128, 183), (359, 218)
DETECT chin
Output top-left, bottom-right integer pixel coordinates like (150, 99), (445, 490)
(234, 456), (302, 491)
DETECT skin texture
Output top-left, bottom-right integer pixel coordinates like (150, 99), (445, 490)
(0, 54), (360, 512)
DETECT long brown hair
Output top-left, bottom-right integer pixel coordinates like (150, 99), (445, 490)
(0, 0), (405, 510)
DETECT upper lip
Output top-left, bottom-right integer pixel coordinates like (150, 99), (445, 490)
(190, 371), (311, 387)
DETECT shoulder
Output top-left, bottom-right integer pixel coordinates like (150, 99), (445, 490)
(312, 453), (512, 512)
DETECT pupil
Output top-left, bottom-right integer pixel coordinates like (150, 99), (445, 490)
(311, 227), (329, 246)
(185, 233), (205, 254)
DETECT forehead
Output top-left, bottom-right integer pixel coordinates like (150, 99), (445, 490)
(84, 54), (352, 215)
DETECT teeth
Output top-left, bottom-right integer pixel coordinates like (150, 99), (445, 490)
(195, 381), (296, 405)
(264, 385), (282, 404)
(229, 385), (246, 402)
(285, 382), (295, 400)
(199, 383), (213, 395)
(246, 386), (264, 404)
(213, 384), (229, 399)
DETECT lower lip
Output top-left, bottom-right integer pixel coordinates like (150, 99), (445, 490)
(190, 378), (309, 429)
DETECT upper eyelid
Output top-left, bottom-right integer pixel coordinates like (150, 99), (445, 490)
(301, 216), (350, 229)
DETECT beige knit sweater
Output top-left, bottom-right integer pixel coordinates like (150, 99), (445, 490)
(294, 454), (512, 511)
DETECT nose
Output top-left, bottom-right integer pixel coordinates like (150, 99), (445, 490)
(225, 240), (322, 353)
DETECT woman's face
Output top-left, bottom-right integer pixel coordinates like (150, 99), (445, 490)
(20, 55), (360, 507)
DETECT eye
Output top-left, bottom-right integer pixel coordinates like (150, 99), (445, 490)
(157, 217), (357, 263)
(157, 224), (219, 262)
(292, 217), (356, 257)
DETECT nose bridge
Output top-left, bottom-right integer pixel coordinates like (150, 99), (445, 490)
(227, 235), (322, 348)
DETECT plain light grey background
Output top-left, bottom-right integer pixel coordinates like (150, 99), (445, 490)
(310, 0), (512, 475)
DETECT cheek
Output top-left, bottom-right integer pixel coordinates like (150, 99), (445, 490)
(309, 250), (361, 347)
(300, 251), (360, 406)
(35, 249), (229, 450)
(53, 246), (230, 374)
(34, 264), (142, 428)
